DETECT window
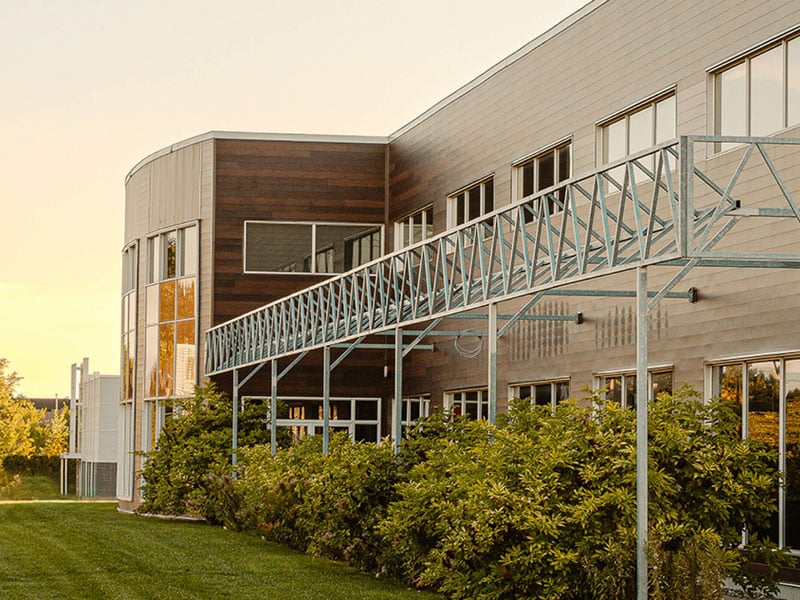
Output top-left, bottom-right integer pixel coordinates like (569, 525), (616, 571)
(144, 224), (198, 403)
(244, 221), (382, 274)
(395, 206), (434, 251)
(344, 227), (382, 269)
(601, 93), (676, 181)
(597, 368), (673, 409)
(715, 35), (800, 147)
(121, 244), (137, 402)
(709, 354), (800, 549)
(447, 178), (494, 228)
(399, 394), (431, 434)
(446, 387), (489, 420)
(514, 141), (571, 216)
(510, 380), (570, 409)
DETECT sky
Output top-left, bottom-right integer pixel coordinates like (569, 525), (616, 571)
(0, 0), (589, 398)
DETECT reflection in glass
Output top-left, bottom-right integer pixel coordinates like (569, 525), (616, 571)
(164, 231), (177, 279)
(555, 381), (570, 403)
(652, 370), (673, 399)
(605, 376), (623, 404)
(244, 222), (313, 272)
(159, 281), (175, 323)
(146, 284), (159, 326)
(145, 326), (158, 398)
(180, 225), (198, 277)
(158, 323), (175, 397)
(748, 361), (780, 543)
(175, 320), (195, 396)
(176, 278), (195, 320)
(750, 47), (783, 136)
(785, 359), (800, 548)
(718, 62), (747, 146)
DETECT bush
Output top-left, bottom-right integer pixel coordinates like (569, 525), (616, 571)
(139, 383), (273, 520)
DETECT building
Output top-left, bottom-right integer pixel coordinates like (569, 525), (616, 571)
(121, 0), (800, 585)
(60, 359), (119, 498)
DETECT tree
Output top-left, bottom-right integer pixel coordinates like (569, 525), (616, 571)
(0, 359), (42, 460)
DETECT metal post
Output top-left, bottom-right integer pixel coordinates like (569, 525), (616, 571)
(394, 328), (403, 453)
(271, 360), (278, 457)
(232, 369), (239, 475)
(323, 346), (330, 455)
(636, 266), (649, 600)
(488, 303), (497, 423)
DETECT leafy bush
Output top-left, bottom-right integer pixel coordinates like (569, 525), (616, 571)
(139, 383), (273, 520)
(379, 390), (784, 599)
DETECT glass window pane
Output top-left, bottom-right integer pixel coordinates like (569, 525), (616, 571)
(655, 96), (676, 143)
(176, 278), (195, 320)
(628, 105), (653, 154)
(180, 226), (198, 277)
(747, 360), (780, 543)
(605, 376), (622, 404)
(175, 321), (195, 396)
(533, 383), (552, 407)
(164, 231), (177, 279)
(145, 284), (159, 326)
(750, 46), (784, 136)
(555, 381), (570, 403)
(158, 323), (175, 397)
(148, 236), (159, 284)
(145, 325), (158, 398)
(718, 62), (747, 137)
(483, 180), (494, 213)
(785, 359), (800, 548)
(159, 281), (175, 323)
(605, 118), (627, 162)
(355, 400), (378, 420)
(789, 38), (800, 127)
(626, 375), (638, 410)
(537, 151), (555, 191)
(521, 161), (534, 198)
(468, 187), (481, 220)
(558, 145), (571, 183)
(651, 371), (673, 399)
(456, 193), (465, 225)
(717, 363), (743, 438)
(244, 222), (313, 273)
(425, 207), (434, 239)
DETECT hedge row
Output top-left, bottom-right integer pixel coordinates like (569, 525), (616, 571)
(140, 385), (787, 599)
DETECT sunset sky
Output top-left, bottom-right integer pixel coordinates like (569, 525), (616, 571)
(0, 0), (588, 398)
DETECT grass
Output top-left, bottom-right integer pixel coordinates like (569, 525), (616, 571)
(0, 502), (442, 600)
(0, 472), (65, 500)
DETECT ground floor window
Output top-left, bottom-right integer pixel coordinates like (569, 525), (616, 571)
(596, 368), (673, 409)
(255, 396), (381, 445)
(141, 399), (172, 456)
(510, 380), (570, 409)
(709, 354), (800, 549)
(397, 394), (430, 434)
(445, 387), (489, 420)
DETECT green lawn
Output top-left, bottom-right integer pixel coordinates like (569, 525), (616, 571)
(0, 472), (65, 500)
(0, 502), (442, 600)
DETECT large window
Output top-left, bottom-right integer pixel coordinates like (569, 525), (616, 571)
(601, 93), (676, 180)
(596, 368), (673, 409)
(513, 141), (571, 216)
(710, 355), (800, 549)
(263, 396), (381, 445)
(395, 206), (434, 251)
(510, 380), (570, 410)
(715, 34), (800, 146)
(445, 387), (489, 420)
(144, 224), (197, 402)
(398, 394), (431, 435)
(120, 243), (138, 402)
(244, 221), (382, 274)
(447, 178), (494, 229)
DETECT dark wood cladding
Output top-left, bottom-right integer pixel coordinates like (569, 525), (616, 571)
(213, 138), (387, 326)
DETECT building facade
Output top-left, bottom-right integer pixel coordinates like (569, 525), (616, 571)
(121, 0), (800, 577)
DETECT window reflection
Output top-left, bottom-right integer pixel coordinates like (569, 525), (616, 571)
(785, 359), (800, 548)
(750, 47), (783, 136)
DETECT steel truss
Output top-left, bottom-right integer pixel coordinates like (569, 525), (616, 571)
(206, 136), (800, 376)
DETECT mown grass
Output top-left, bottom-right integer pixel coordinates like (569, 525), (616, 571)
(0, 472), (65, 500)
(0, 503), (442, 600)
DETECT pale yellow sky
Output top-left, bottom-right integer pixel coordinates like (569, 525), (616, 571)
(0, 0), (589, 397)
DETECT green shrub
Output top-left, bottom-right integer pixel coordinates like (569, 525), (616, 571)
(139, 383), (273, 520)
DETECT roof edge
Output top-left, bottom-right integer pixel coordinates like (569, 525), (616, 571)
(125, 131), (390, 183)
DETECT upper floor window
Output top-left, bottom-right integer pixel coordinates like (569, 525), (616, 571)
(244, 221), (383, 274)
(715, 35), (800, 146)
(395, 206), (434, 251)
(447, 178), (494, 229)
(147, 225), (198, 284)
(514, 141), (571, 216)
(602, 93), (676, 171)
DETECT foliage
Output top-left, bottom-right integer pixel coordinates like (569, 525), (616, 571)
(380, 389), (784, 599)
(138, 382), (274, 520)
(0, 358), (68, 494)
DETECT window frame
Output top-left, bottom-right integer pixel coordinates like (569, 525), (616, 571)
(394, 205), (434, 251)
(509, 379), (570, 411)
(594, 367), (674, 409)
(445, 387), (489, 420)
(512, 138), (572, 216)
(243, 220), (384, 275)
(446, 177), (494, 230)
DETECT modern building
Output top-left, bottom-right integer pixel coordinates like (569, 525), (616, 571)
(60, 358), (119, 498)
(121, 0), (800, 586)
